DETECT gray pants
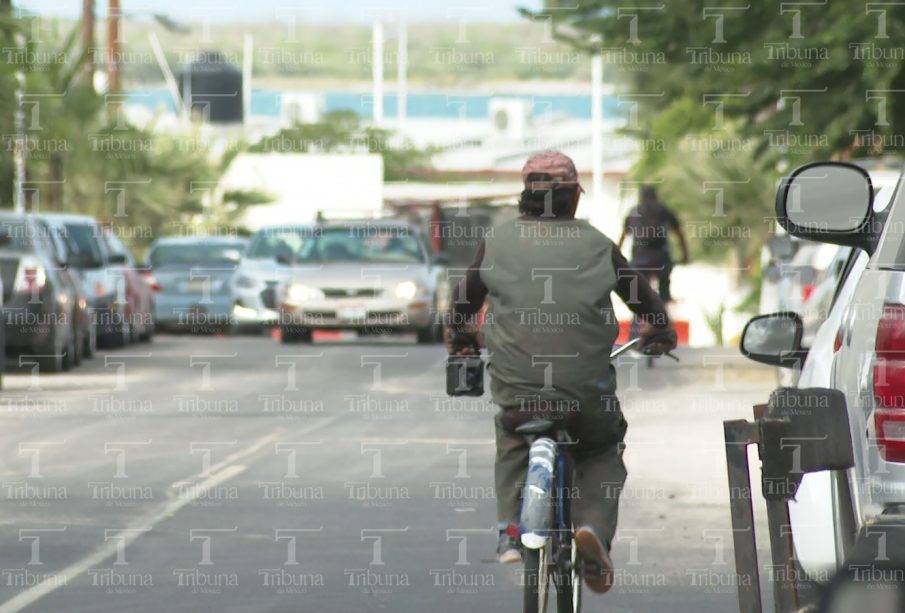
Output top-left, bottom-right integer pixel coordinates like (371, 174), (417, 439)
(494, 403), (628, 550)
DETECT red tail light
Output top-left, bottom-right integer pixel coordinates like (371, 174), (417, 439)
(874, 303), (905, 461)
(140, 270), (160, 293)
(801, 283), (815, 302)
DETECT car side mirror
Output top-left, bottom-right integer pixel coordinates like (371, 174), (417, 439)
(740, 312), (806, 369)
(775, 161), (877, 254)
(108, 253), (128, 265)
(275, 253), (293, 266)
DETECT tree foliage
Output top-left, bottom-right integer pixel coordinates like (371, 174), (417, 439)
(0, 12), (262, 251)
(537, 1), (905, 168)
(525, 1), (903, 268)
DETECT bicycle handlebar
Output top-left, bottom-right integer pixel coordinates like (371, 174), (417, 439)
(610, 332), (680, 361)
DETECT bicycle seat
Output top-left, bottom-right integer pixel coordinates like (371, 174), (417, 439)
(515, 419), (557, 435)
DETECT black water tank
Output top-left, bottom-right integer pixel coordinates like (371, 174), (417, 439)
(178, 51), (243, 124)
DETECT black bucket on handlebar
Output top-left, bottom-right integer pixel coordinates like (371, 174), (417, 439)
(446, 355), (485, 397)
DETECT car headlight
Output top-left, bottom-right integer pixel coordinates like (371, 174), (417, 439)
(394, 281), (419, 300)
(286, 283), (324, 302)
(234, 275), (255, 289)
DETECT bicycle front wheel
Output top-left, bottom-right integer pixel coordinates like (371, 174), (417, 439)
(523, 543), (551, 613)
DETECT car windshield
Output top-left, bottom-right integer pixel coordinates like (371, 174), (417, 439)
(150, 243), (245, 267)
(64, 222), (104, 262)
(246, 227), (317, 260)
(297, 227), (425, 263)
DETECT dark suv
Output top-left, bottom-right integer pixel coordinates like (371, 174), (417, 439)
(0, 213), (83, 372)
(35, 213), (132, 348)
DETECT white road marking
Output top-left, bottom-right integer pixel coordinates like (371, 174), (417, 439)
(0, 461), (245, 613)
(0, 424), (307, 613)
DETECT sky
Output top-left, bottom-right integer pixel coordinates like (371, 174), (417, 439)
(17, 0), (541, 23)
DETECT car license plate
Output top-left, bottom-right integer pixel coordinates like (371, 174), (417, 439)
(337, 307), (367, 321)
(183, 280), (208, 292)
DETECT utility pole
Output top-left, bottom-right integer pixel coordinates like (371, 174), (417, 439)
(107, 0), (121, 95)
(81, 0), (95, 86)
(591, 44), (604, 210)
(372, 19), (383, 126)
(397, 21), (407, 129)
(6, 0), (26, 214)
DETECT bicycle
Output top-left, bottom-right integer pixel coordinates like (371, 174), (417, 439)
(517, 335), (676, 613)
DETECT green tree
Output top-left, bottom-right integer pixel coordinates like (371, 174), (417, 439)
(0, 12), (266, 251)
(523, 2), (898, 274)
(532, 1), (904, 168)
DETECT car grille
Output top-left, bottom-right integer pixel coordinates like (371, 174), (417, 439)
(321, 288), (382, 298)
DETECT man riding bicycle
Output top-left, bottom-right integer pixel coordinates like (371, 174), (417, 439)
(446, 151), (676, 595)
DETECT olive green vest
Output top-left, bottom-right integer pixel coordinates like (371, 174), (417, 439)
(481, 217), (620, 411)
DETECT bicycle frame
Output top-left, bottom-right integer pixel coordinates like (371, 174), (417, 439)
(520, 429), (581, 613)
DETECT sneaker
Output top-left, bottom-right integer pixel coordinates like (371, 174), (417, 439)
(574, 526), (614, 594)
(497, 529), (522, 564)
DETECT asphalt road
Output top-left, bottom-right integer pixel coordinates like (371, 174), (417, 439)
(0, 334), (777, 613)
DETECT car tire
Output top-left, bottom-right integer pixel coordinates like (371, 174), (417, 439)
(233, 323), (263, 336)
(281, 325), (312, 344)
(83, 324), (97, 359)
(138, 322), (154, 343)
(61, 325), (77, 371)
(416, 304), (445, 345)
(71, 322), (83, 367)
(102, 316), (130, 349)
(37, 329), (66, 373)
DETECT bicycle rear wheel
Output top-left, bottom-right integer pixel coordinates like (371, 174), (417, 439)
(523, 543), (552, 613)
(553, 538), (582, 613)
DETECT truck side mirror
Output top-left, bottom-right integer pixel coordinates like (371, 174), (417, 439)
(776, 161), (877, 254)
(740, 312), (807, 369)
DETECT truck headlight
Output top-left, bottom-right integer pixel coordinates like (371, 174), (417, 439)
(395, 281), (419, 300)
(287, 283), (324, 302)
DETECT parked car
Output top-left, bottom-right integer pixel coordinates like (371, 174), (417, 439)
(0, 213), (82, 372)
(36, 217), (96, 360)
(146, 236), (247, 333)
(231, 224), (316, 332)
(798, 245), (852, 345)
(99, 227), (155, 343)
(35, 214), (132, 348)
(277, 220), (448, 343)
(740, 161), (903, 585)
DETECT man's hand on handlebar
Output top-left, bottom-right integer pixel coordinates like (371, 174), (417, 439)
(638, 321), (678, 356)
(445, 325), (481, 355)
